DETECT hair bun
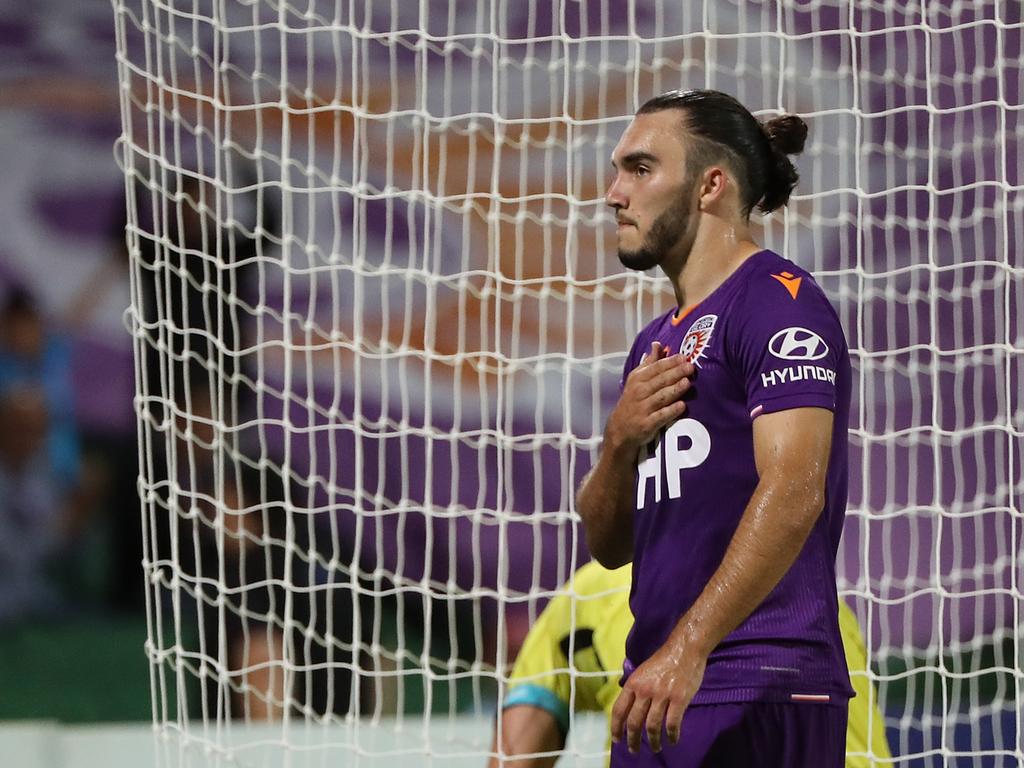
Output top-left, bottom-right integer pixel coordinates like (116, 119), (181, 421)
(757, 114), (807, 214)
(762, 114), (808, 156)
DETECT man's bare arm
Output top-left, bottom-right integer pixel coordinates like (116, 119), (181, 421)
(577, 342), (694, 568)
(487, 705), (563, 768)
(611, 406), (834, 753)
(575, 443), (641, 569)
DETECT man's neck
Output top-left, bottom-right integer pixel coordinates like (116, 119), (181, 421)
(666, 218), (761, 310)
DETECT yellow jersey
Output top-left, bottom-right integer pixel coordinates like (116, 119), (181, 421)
(503, 562), (891, 766)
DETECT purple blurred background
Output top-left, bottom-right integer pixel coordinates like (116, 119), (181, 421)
(1, 2), (1022, 755)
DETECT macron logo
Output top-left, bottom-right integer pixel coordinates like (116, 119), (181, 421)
(761, 366), (837, 388)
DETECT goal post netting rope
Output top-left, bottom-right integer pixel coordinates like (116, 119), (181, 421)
(112, 1), (1023, 765)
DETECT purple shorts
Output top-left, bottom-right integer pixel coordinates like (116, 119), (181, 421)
(609, 701), (847, 768)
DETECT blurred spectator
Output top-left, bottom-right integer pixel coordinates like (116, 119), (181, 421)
(212, 467), (290, 720)
(189, 463), (359, 720)
(0, 385), (70, 623)
(133, 171), (277, 418)
(122, 168), (279, 617)
(0, 288), (80, 492)
(0, 284), (109, 624)
(0, 282), (129, 616)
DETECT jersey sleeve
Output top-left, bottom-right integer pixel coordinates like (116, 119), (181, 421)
(503, 592), (574, 734)
(729, 273), (847, 419)
(503, 564), (628, 732)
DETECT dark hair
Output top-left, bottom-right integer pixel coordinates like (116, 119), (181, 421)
(637, 89), (808, 216)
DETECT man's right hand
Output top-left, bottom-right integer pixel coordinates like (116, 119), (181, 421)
(605, 341), (695, 457)
(577, 341), (695, 568)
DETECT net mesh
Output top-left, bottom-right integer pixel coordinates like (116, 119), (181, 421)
(112, 0), (1024, 765)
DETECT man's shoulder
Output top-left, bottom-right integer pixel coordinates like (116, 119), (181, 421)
(729, 250), (842, 339)
(737, 250), (828, 306)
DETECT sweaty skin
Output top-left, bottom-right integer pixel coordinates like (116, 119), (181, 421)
(579, 108), (839, 756)
(490, 560), (890, 767)
(580, 111), (758, 570)
(488, 705), (562, 768)
(577, 341), (694, 568)
(609, 407), (833, 753)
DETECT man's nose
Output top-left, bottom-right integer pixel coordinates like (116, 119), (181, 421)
(605, 176), (627, 210)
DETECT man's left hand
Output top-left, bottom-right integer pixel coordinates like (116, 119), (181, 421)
(609, 633), (708, 754)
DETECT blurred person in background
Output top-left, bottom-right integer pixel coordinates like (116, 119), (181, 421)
(489, 561), (892, 768)
(0, 282), (126, 615)
(188, 462), (359, 720)
(0, 384), (75, 623)
(131, 171), (278, 420)
(0, 288), (80, 494)
(0, 287), (108, 622)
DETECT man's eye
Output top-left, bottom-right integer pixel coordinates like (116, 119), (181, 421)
(636, 166), (649, 177)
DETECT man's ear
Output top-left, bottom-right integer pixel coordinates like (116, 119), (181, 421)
(697, 166), (728, 211)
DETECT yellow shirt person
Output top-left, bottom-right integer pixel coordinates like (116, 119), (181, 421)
(494, 561), (891, 767)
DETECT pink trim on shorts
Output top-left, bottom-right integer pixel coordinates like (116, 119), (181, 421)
(790, 693), (831, 703)
(750, 405), (764, 419)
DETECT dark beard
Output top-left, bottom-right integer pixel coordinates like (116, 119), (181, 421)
(617, 191), (692, 272)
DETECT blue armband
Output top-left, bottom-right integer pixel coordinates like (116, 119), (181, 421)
(502, 684), (571, 736)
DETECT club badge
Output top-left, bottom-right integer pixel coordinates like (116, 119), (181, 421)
(680, 314), (718, 366)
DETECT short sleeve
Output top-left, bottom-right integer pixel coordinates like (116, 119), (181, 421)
(730, 274), (848, 420)
(504, 592), (573, 732)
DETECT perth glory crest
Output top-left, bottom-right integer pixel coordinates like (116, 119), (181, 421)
(680, 314), (718, 366)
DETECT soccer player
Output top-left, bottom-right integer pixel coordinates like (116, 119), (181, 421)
(489, 562), (892, 768)
(575, 89), (854, 766)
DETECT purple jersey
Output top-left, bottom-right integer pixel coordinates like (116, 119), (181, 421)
(610, 701), (847, 767)
(621, 249), (854, 705)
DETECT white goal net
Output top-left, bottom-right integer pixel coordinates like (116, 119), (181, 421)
(112, 1), (1023, 765)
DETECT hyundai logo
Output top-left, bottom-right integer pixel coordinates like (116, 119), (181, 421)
(768, 327), (829, 361)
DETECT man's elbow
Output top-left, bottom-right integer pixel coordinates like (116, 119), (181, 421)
(583, 531), (632, 569)
(576, 482), (633, 568)
(590, 546), (632, 570)
(785, 487), (826, 535)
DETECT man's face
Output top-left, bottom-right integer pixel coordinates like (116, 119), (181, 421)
(605, 110), (699, 272)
